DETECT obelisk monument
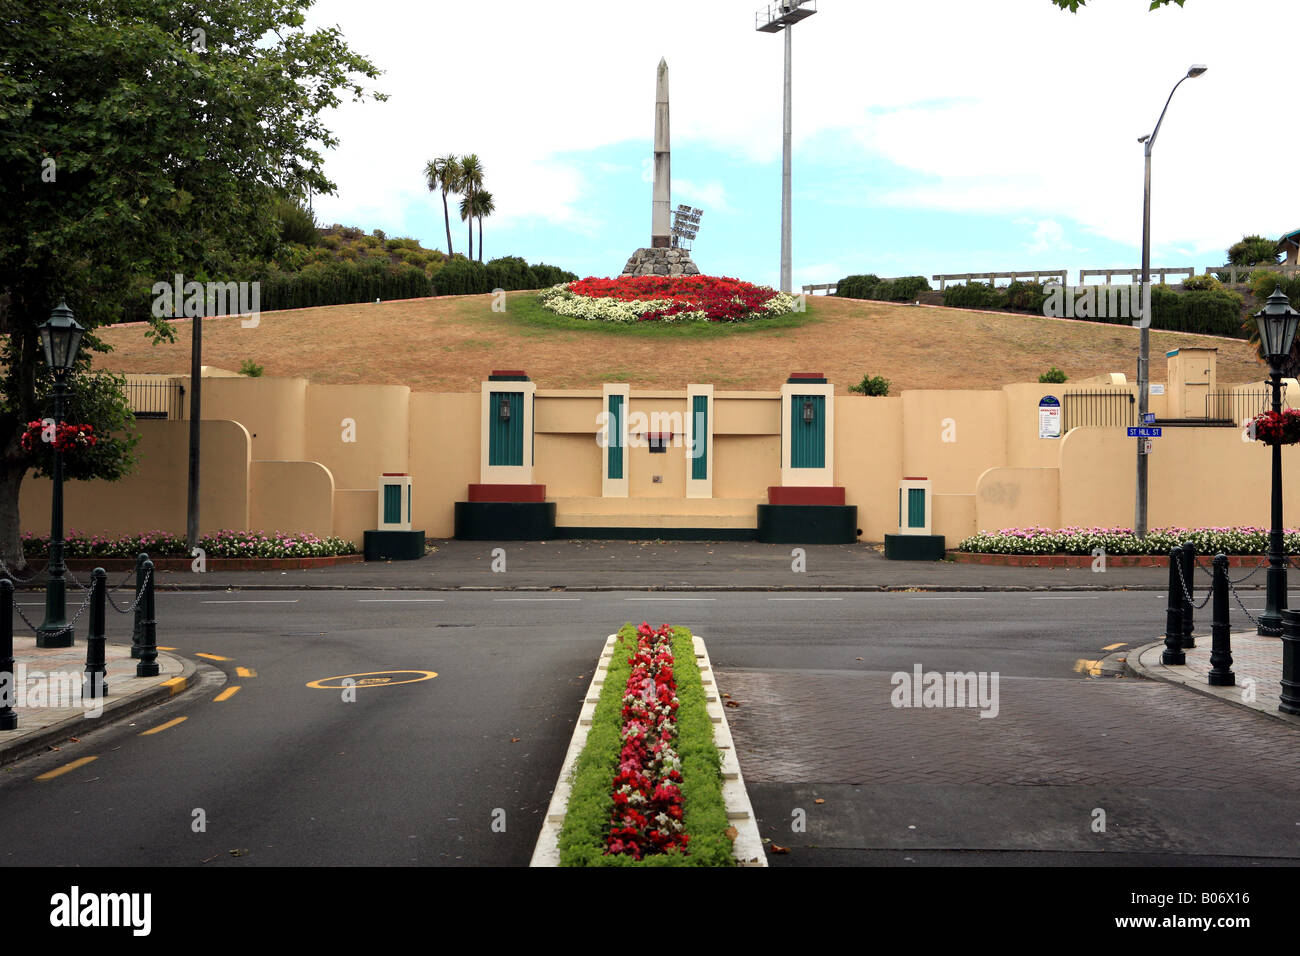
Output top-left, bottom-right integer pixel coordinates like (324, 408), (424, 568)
(651, 57), (671, 249)
(620, 58), (700, 277)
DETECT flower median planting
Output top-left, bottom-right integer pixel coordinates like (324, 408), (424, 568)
(21, 529), (357, 560)
(956, 526), (1300, 557)
(558, 622), (733, 867)
(537, 274), (799, 323)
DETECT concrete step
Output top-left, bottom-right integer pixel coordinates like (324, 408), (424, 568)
(556, 512), (756, 530)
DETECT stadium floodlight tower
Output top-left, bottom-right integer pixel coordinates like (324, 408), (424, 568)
(756, 0), (817, 294)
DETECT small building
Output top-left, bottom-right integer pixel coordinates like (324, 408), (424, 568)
(1279, 228), (1300, 266)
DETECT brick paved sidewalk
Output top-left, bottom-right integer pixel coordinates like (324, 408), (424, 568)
(0, 636), (193, 766)
(1129, 632), (1300, 726)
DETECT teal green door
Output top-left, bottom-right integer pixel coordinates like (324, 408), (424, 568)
(790, 395), (825, 469)
(489, 392), (524, 467)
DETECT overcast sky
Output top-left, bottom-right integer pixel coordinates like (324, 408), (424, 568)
(303, 0), (1297, 287)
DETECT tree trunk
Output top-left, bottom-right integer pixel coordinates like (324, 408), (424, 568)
(478, 215), (483, 262)
(467, 187), (474, 261)
(442, 192), (454, 256)
(0, 461), (28, 572)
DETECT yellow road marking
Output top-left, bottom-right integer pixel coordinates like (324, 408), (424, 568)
(160, 677), (187, 695)
(157, 646), (177, 651)
(196, 653), (230, 661)
(306, 670), (438, 690)
(1074, 659), (1102, 676)
(140, 716), (188, 736)
(236, 667), (257, 678)
(214, 686), (241, 702)
(1102, 643), (1128, 651)
(35, 756), (97, 781)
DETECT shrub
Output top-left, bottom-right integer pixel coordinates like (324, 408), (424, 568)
(1251, 271), (1300, 302)
(371, 228), (386, 241)
(275, 198), (319, 247)
(432, 258), (492, 296)
(320, 234), (340, 250)
(943, 281), (1004, 310)
(835, 274), (880, 299)
(848, 374), (891, 396)
(1005, 280), (1047, 313)
(339, 225), (363, 240)
(529, 262), (577, 287)
(885, 275), (931, 301)
(238, 359), (264, 377)
(1181, 273), (1221, 292)
(1038, 366), (1067, 384)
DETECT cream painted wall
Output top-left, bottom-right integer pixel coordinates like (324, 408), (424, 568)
(835, 396), (903, 541)
(333, 489), (378, 544)
(408, 393), (480, 538)
(536, 434), (602, 498)
(186, 375), (308, 461)
(975, 467), (1060, 531)
(305, 383), (410, 490)
(932, 493), (977, 542)
(21, 420), (250, 537)
(713, 436), (780, 499)
(250, 460), (334, 535)
(901, 390), (1007, 495)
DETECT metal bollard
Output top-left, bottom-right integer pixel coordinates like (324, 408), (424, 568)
(1280, 609), (1300, 715)
(0, 579), (15, 729)
(1163, 546), (1186, 665)
(136, 560), (158, 678)
(1180, 540), (1197, 649)
(1207, 553), (1234, 687)
(83, 568), (107, 699)
(130, 552), (148, 659)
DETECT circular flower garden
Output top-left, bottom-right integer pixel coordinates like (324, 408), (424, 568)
(537, 274), (800, 323)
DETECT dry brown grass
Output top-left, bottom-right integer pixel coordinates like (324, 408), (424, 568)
(94, 292), (1269, 393)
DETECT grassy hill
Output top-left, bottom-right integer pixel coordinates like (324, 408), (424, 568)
(96, 293), (1271, 392)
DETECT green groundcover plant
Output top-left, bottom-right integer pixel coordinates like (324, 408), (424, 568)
(957, 526), (1300, 556)
(21, 529), (357, 559)
(558, 622), (733, 867)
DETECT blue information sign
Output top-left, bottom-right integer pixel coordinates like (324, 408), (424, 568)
(1141, 413), (1156, 424)
(1127, 426), (1162, 438)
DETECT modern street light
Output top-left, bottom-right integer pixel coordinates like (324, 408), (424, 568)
(756, 0), (818, 294)
(1134, 64), (1207, 538)
(1254, 288), (1300, 637)
(36, 299), (85, 648)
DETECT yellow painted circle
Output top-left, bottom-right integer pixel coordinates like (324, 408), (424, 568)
(306, 669), (437, 690)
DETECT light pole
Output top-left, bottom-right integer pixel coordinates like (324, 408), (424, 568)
(1134, 64), (1206, 538)
(35, 300), (85, 649)
(1253, 288), (1300, 637)
(756, 0), (818, 294)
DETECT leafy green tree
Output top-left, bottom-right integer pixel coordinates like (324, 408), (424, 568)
(471, 190), (495, 264)
(424, 154), (462, 257)
(0, 0), (384, 566)
(1228, 235), (1281, 268)
(458, 154), (485, 261)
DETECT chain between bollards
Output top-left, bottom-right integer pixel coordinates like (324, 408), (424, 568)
(82, 568), (107, 700)
(130, 553), (148, 659)
(136, 559), (158, 678)
(0, 579), (15, 729)
(1180, 540), (1196, 649)
(1207, 553), (1235, 687)
(1163, 546), (1186, 665)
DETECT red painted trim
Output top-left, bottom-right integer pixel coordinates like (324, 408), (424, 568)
(788, 371), (826, 379)
(768, 486), (846, 506)
(467, 483), (547, 502)
(903, 477), (928, 481)
(490, 369), (527, 377)
(381, 473), (408, 477)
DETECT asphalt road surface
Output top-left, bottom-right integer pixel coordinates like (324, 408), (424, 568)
(1, 590), (1295, 866)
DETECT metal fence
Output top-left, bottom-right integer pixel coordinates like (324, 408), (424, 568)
(1062, 390), (1135, 431)
(1204, 388), (1282, 424)
(123, 382), (185, 420)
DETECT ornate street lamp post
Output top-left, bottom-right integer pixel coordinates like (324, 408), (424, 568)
(35, 300), (84, 648)
(1254, 288), (1300, 637)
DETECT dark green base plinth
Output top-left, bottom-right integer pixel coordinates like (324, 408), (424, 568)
(884, 533), (946, 561)
(756, 505), (859, 544)
(363, 530), (426, 561)
(454, 502), (556, 541)
(555, 527), (756, 542)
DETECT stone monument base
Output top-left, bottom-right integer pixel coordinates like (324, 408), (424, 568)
(620, 247), (701, 277)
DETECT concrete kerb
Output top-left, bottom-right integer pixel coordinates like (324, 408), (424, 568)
(0, 649), (198, 769)
(530, 631), (766, 867)
(1122, 639), (1300, 729)
(9, 583), (1236, 593)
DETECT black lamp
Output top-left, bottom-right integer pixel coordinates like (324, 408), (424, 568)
(39, 299), (85, 375)
(498, 395), (511, 423)
(1255, 287), (1300, 363)
(802, 398), (815, 424)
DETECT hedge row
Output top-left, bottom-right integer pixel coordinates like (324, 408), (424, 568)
(940, 280), (1247, 338)
(835, 274), (931, 302)
(432, 256), (576, 296)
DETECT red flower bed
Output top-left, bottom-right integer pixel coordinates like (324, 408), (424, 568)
(1250, 408), (1300, 445)
(605, 621), (688, 859)
(20, 420), (96, 454)
(570, 275), (782, 323)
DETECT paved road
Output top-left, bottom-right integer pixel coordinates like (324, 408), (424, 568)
(0, 590), (1291, 866)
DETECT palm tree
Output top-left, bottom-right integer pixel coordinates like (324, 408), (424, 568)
(458, 154), (484, 261)
(471, 190), (494, 263)
(423, 154), (462, 256)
